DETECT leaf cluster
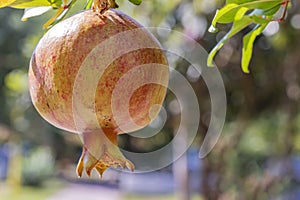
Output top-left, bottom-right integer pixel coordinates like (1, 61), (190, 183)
(0, 0), (290, 72)
(207, 0), (289, 73)
(0, 0), (142, 29)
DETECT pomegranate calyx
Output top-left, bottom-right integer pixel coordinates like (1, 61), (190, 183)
(76, 130), (134, 178)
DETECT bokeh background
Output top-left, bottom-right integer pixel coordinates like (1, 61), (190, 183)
(1, 0), (300, 199)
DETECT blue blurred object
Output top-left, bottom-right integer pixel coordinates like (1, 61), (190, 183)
(291, 155), (300, 182)
(119, 148), (202, 194)
(187, 148), (202, 192)
(0, 144), (9, 180)
(119, 171), (174, 194)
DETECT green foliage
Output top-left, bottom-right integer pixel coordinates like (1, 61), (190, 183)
(0, 0), (18, 8)
(207, 15), (254, 68)
(208, 0), (287, 73)
(1, 0), (62, 8)
(84, 0), (93, 9)
(0, 0), (143, 28)
(10, 0), (61, 9)
(242, 24), (267, 72)
(0, 0), (289, 71)
(128, 0), (142, 5)
(4, 69), (28, 93)
(22, 147), (55, 186)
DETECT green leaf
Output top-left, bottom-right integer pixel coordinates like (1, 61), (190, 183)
(128, 0), (142, 5)
(262, 3), (281, 15)
(227, 0), (281, 8)
(207, 16), (254, 67)
(241, 23), (267, 73)
(211, 4), (241, 26)
(237, 0), (282, 10)
(235, 6), (248, 21)
(0, 0), (17, 8)
(84, 0), (93, 9)
(227, 0), (253, 4)
(250, 15), (269, 24)
(212, 0), (282, 26)
(209, 4), (249, 33)
(10, 0), (62, 9)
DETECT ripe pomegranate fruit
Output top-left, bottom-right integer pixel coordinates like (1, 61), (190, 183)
(28, 9), (169, 177)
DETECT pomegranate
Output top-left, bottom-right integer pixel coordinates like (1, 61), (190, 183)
(28, 9), (169, 177)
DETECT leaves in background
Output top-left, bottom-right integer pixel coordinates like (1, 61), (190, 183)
(43, 0), (78, 29)
(84, 0), (93, 9)
(9, 0), (61, 9)
(21, 6), (52, 21)
(128, 0), (142, 5)
(242, 24), (267, 73)
(210, 4), (246, 26)
(0, 0), (143, 29)
(0, 0), (286, 72)
(208, 0), (287, 73)
(0, 0), (17, 8)
(208, 16), (254, 67)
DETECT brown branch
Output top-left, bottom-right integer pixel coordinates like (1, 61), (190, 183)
(278, 0), (289, 22)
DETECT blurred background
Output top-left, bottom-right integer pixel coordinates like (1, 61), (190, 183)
(1, 0), (300, 199)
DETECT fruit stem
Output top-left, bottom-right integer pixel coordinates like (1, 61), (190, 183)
(76, 129), (134, 178)
(92, 0), (119, 14)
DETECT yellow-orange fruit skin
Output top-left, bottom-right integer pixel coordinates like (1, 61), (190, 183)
(28, 10), (169, 176)
(29, 10), (168, 134)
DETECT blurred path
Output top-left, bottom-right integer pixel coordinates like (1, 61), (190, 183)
(46, 183), (121, 200)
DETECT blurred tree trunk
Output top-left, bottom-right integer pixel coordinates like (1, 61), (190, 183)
(173, 128), (191, 200)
